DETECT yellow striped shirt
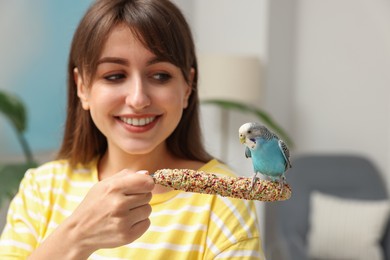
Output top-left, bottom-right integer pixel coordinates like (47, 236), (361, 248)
(0, 159), (265, 259)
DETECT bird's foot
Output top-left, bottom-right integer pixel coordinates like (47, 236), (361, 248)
(250, 173), (259, 191)
(278, 176), (286, 198)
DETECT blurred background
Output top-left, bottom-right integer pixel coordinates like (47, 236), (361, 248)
(1, 0), (390, 259)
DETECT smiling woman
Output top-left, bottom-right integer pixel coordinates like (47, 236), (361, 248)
(0, 0), (265, 259)
(73, 23), (193, 159)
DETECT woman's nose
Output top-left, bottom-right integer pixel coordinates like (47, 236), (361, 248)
(125, 77), (151, 109)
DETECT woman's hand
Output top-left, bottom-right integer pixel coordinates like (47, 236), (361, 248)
(29, 170), (154, 259)
(70, 169), (154, 251)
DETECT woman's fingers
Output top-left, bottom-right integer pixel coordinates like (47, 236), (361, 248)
(126, 218), (151, 243)
(103, 169), (155, 195)
(115, 201), (153, 244)
(128, 203), (153, 229)
(127, 192), (153, 210)
(112, 192), (152, 216)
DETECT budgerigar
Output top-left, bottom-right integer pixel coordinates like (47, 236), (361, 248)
(238, 122), (291, 189)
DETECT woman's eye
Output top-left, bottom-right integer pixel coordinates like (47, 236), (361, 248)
(104, 73), (125, 82)
(152, 73), (172, 83)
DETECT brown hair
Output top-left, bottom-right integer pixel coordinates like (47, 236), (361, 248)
(57, 0), (212, 166)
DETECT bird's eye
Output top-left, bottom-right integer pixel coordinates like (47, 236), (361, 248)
(248, 130), (252, 134)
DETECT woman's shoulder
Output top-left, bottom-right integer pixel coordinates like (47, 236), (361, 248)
(24, 158), (98, 183)
(30, 159), (95, 173)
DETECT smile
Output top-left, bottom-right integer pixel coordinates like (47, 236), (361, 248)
(119, 116), (156, 126)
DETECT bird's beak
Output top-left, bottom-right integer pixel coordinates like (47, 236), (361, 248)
(239, 135), (246, 144)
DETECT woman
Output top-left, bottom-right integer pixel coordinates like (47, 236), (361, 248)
(0, 0), (265, 259)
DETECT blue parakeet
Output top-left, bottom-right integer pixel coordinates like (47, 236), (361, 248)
(239, 122), (291, 189)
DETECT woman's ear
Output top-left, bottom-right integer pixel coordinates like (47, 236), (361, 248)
(183, 68), (195, 108)
(74, 68), (90, 110)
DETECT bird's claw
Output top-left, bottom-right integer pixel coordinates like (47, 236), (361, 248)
(250, 174), (259, 191)
(278, 176), (286, 197)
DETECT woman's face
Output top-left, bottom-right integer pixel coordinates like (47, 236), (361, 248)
(75, 24), (193, 157)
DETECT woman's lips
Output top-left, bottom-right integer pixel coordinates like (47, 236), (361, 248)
(117, 115), (160, 133)
(119, 116), (156, 126)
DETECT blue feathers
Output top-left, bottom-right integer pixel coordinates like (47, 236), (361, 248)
(239, 122), (291, 185)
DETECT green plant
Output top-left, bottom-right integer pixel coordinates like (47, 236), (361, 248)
(0, 90), (37, 207)
(201, 99), (293, 147)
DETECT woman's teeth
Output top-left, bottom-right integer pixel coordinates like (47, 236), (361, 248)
(119, 116), (155, 126)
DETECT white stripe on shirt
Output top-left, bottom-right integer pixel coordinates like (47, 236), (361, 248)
(151, 204), (210, 217)
(0, 239), (34, 252)
(211, 212), (237, 244)
(149, 223), (206, 233)
(216, 249), (263, 259)
(127, 241), (204, 252)
(220, 196), (253, 237)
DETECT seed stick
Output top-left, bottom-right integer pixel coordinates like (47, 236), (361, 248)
(152, 169), (291, 202)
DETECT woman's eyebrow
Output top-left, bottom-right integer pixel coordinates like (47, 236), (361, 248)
(97, 57), (129, 66)
(97, 56), (171, 67)
(146, 57), (170, 66)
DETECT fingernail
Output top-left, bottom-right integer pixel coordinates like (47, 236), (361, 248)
(136, 170), (148, 175)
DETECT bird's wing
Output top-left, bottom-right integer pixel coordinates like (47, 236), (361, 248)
(245, 146), (252, 158)
(278, 139), (292, 169)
